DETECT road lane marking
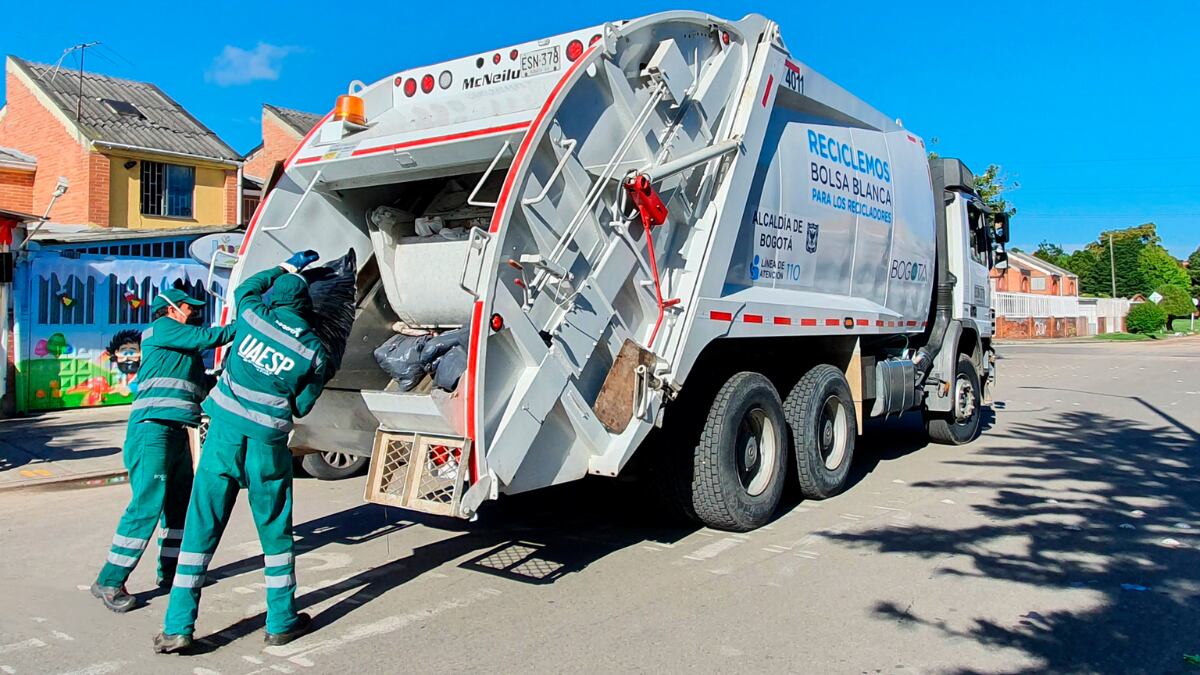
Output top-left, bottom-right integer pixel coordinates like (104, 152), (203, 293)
(0, 639), (45, 655)
(55, 662), (124, 675)
(264, 588), (502, 667)
(684, 538), (742, 561)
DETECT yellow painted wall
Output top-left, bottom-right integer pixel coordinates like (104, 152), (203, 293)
(106, 150), (231, 229)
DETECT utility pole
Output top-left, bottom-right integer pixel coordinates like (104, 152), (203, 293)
(1108, 232), (1117, 298)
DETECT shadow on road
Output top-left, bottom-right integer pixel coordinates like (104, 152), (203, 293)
(825, 399), (1200, 674)
(187, 475), (702, 651)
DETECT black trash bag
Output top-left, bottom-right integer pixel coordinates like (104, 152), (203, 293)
(419, 327), (469, 367)
(374, 334), (429, 391)
(432, 345), (468, 391)
(302, 249), (357, 377)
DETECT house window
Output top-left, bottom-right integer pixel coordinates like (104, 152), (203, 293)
(141, 161), (195, 218)
(242, 194), (261, 225)
(1031, 277), (1046, 291)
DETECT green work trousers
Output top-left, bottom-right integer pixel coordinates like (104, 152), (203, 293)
(96, 419), (191, 588)
(162, 421), (299, 637)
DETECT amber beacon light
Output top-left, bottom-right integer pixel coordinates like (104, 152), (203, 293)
(334, 81), (367, 126)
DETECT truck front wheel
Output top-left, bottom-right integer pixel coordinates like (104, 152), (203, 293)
(690, 372), (788, 532)
(785, 365), (858, 500)
(925, 354), (982, 445)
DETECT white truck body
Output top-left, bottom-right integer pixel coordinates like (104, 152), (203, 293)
(224, 11), (1003, 527)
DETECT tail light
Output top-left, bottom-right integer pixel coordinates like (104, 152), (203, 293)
(589, 34), (602, 46)
(439, 70), (453, 89)
(403, 78), (417, 97)
(421, 74), (435, 93)
(510, 49), (519, 60)
(566, 39), (584, 62)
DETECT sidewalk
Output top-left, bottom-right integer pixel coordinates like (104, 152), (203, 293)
(0, 406), (129, 491)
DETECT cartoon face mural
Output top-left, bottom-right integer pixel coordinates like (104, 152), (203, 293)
(106, 329), (143, 375)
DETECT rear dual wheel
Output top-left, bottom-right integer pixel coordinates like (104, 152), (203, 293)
(689, 372), (789, 532)
(785, 365), (857, 500)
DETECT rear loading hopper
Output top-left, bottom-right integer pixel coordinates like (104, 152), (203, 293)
(226, 10), (1001, 529)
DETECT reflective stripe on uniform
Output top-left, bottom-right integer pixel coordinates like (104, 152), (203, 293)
(160, 547), (180, 558)
(160, 528), (185, 540)
(209, 387), (293, 432)
(241, 310), (315, 359)
(221, 372), (289, 409)
(131, 397), (200, 412)
(142, 327), (154, 341)
(112, 534), (149, 550)
(178, 552), (213, 567)
(173, 573), (205, 588)
(138, 377), (200, 396)
(107, 551), (139, 567)
(263, 552), (293, 567)
(263, 573), (295, 588)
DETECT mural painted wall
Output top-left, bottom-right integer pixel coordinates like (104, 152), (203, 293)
(14, 250), (225, 412)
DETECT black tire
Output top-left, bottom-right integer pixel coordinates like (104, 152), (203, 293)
(925, 354), (983, 445)
(300, 451), (368, 480)
(785, 364), (858, 500)
(689, 372), (788, 532)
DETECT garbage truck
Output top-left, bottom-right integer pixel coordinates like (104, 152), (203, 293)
(221, 10), (1011, 532)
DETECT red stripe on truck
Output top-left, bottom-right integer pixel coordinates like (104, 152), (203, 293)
(773, 316), (791, 325)
(784, 60), (801, 74)
(825, 318), (841, 327)
(347, 121), (532, 159)
(489, 45), (599, 234)
(744, 314), (763, 324)
(465, 300), (484, 482)
(462, 44), (600, 466)
(800, 318), (817, 326)
(761, 75), (774, 107)
(710, 310), (734, 322)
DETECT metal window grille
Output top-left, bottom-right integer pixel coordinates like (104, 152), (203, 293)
(141, 161), (194, 218)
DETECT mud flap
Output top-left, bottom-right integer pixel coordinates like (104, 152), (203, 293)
(593, 339), (655, 434)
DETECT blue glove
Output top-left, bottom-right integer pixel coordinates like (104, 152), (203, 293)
(284, 250), (320, 271)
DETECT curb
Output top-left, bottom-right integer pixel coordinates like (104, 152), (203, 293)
(0, 469), (128, 494)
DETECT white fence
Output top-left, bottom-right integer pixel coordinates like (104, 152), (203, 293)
(993, 292), (1080, 318)
(992, 292), (1132, 335)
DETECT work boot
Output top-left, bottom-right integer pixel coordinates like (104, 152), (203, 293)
(264, 612), (312, 647)
(152, 632), (193, 654)
(90, 582), (135, 613)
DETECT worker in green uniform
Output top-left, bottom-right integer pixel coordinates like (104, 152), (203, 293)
(155, 250), (329, 653)
(92, 289), (236, 613)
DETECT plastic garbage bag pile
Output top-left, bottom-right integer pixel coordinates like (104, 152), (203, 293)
(373, 327), (468, 392)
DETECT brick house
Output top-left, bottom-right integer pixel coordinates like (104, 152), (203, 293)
(240, 104), (322, 223)
(0, 146), (36, 213)
(991, 250), (1078, 296)
(0, 56), (242, 229)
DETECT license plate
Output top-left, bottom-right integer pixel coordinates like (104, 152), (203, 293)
(520, 46), (560, 77)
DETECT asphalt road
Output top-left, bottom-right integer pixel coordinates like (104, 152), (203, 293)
(0, 339), (1196, 674)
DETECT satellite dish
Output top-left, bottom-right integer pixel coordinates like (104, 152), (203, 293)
(190, 233), (244, 269)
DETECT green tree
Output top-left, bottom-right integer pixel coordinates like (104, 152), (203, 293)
(1154, 284), (1195, 328)
(973, 164), (1018, 217)
(1187, 245), (1200, 294)
(1033, 241), (1068, 268)
(1062, 249), (1105, 296)
(1139, 246), (1189, 291)
(1077, 223), (1166, 297)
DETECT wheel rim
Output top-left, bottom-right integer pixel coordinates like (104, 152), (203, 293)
(321, 452), (357, 469)
(953, 374), (977, 424)
(818, 395), (849, 470)
(736, 407), (777, 496)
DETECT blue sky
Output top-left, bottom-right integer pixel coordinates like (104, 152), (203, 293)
(2, 1), (1197, 256)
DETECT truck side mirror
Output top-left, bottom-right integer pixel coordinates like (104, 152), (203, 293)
(993, 248), (1009, 269)
(992, 212), (1010, 244)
